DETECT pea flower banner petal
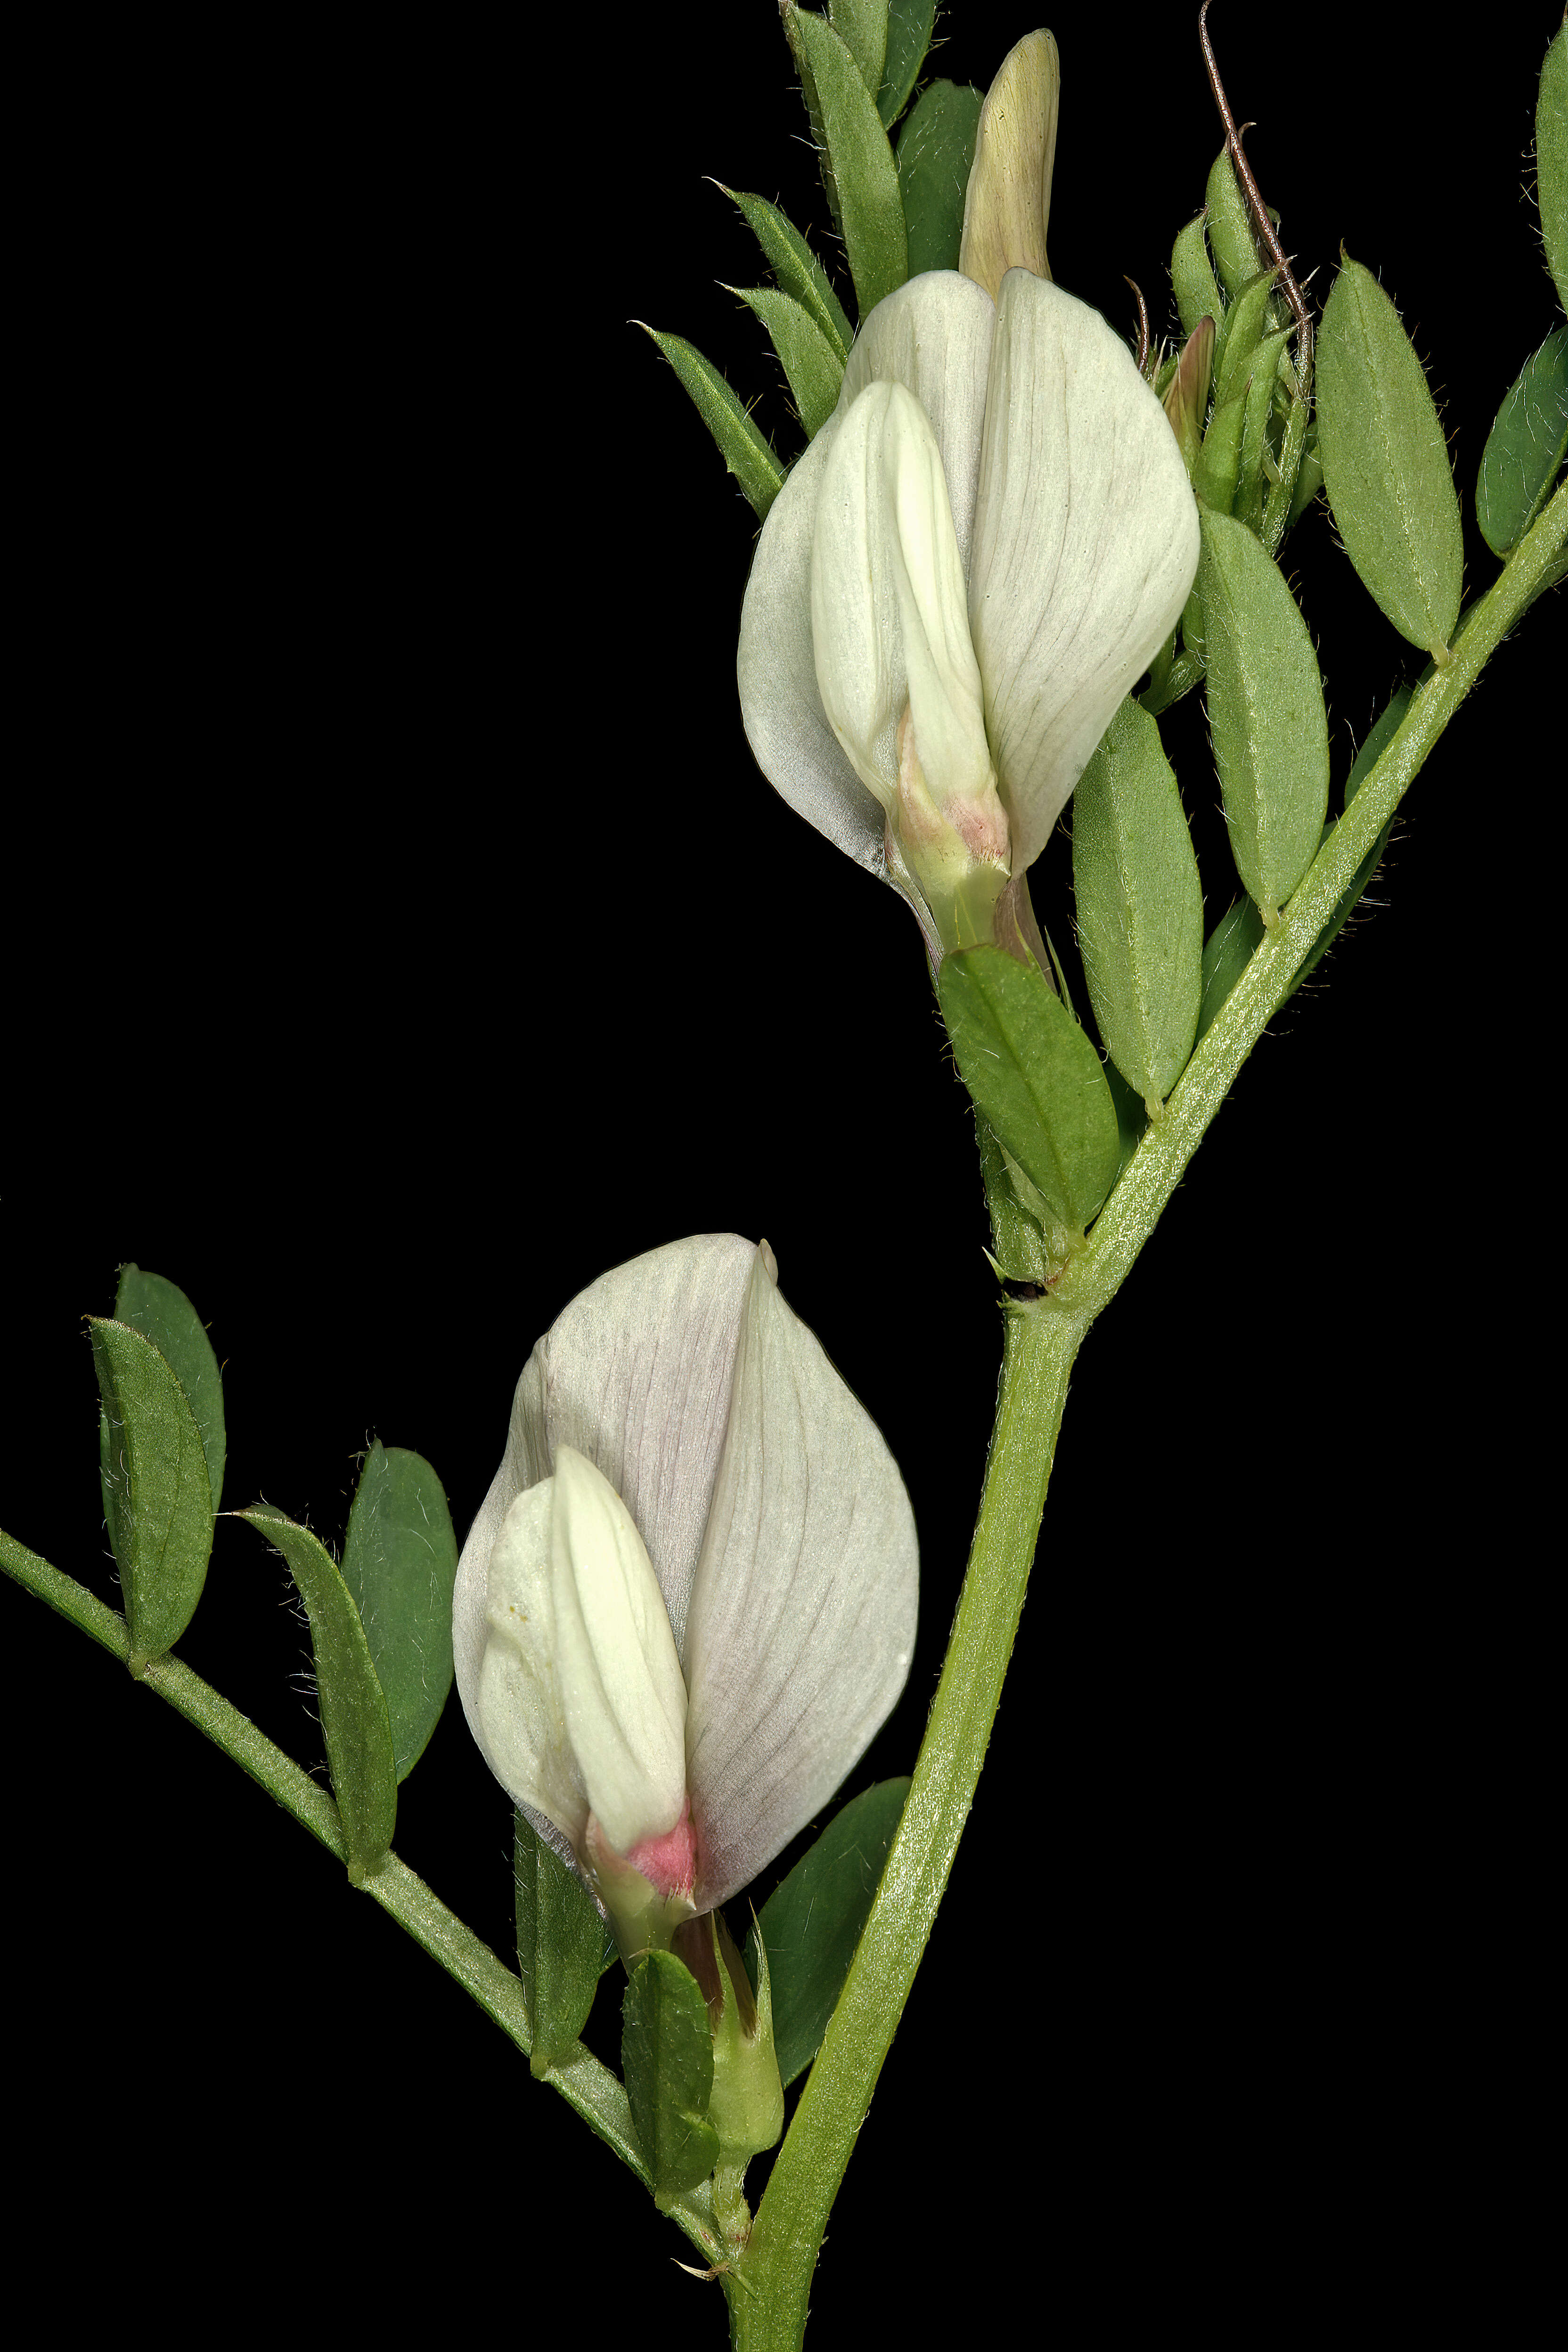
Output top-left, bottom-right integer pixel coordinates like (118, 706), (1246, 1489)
(452, 1235), (919, 1927)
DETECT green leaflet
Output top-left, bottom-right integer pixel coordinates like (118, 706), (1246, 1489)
(828, 0), (886, 99)
(1540, 28), (1568, 316)
(1199, 506), (1330, 918)
(719, 186), (852, 361)
(1192, 389), (1246, 514)
(1236, 328), (1292, 529)
(1172, 212), (1224, 343)
(1315, 256), (1462, 655)
(1476, 328), (1568, 557)
(724, 284), (844, 438)
(1287, 430), (1323, 530)
(1263, 371), (1315, 555)
(637, 327), (783, 518)
(938, 946), (1123, 1232)
(1143, 623), (1178, 709)
(1209, 268), (1289, 525)
(876, 0), (935, 129)
(514, 1810), (606, 2077)
(785, 6), (907, 321)
(621, 1950), (719, 2207)
(237, 1506), (397, 1877)
(1195, 897), (1266, 1045)
(975, 1114), (1052, 1285)
(896, 79), (982, 276)
(1071, 697), (1203, 1110)
(1213, 269), (1276, 407)
(340, 1440), (458, 1782)
(1290, 684), (1413, 994)
(1205, 147), (1260, 301)
(1180, 560), (1207, 667)
(91, 1316), (215, 1666)
(1103, 1058), (1149, 1193)
(743, 1779), (908, 2088)
(1194, 676), (1405, 1035)
(111, 1266), (225, 1514)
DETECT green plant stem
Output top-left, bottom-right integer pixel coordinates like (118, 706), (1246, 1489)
(729, 1298), (1082, 2345)
(728, 476), (1565, 2347)
(0, 1527), (723, 2263)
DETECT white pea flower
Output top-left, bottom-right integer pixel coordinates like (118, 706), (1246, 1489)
(737, 266), (1200, 958)
(451, 1234), (918, 1954)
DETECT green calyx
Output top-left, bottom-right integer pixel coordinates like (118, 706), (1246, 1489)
(677, 1911), (785, 2174)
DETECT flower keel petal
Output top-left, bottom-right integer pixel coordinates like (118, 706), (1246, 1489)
(472, 1479), (591, 1849)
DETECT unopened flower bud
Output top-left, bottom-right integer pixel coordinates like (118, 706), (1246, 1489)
(959, 29), (1061, 303)
(1161, 317), (1215, 478)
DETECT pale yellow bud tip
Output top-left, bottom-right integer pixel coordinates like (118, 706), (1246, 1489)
(958, 29), (1062, 305)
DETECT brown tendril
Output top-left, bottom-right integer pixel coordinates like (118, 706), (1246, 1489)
(1197, 2), (1313, 378)
(1124, 275), (1151, 373)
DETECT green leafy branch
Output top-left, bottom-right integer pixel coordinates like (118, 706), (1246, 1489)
(639, 1), (993, 512)
(3, 1255), (915, 2269)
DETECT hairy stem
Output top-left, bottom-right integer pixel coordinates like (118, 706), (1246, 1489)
(728, 1297), (1083, 2346)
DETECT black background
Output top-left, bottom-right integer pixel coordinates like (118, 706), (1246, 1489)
(5, 5), (1556, 2335)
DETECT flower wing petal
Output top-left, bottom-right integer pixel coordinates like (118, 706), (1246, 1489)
(837, 272), (996, 574)
(471, 1479), (591, 1848)
(682, 1251), (919, 1911)
(970, 273), (1200, 874)
(737, 416), (888, 874)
